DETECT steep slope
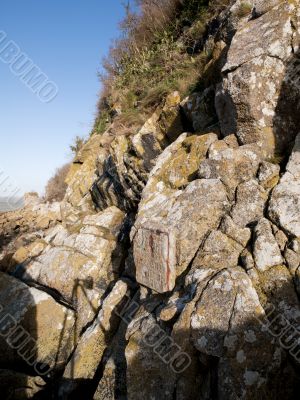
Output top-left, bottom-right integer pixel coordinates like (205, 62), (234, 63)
(0, 1), (300, 399)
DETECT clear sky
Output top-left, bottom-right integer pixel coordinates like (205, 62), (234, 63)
(0, 0), (126, 197)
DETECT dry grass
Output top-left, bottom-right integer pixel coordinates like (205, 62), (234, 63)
(45, 163), (71, 202)
(236, 2), (252, 17)
(93, 0), (232, 136)
(70, 136), (85, 155)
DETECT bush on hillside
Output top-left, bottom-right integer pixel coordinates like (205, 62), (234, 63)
(70, 135), (85, 155)
(94, 0), (232, 136)
(45, 163), (71, 202)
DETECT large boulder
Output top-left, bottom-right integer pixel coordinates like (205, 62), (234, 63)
(216, 0), (300, 153)
(0, 272), (75, 373)
(59, 279), (129, 397)
(269, 133), (300, 237)
(133, 176), (229, 293)
(12, 207), (125, 332)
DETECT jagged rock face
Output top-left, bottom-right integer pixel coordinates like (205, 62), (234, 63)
(0, 198), (61, 267)
(0, 272), (75, 373)
(269, 133), (300, 237)
(1, 1), (300, 399)
(12, 206), (126, 333)
(90, 92), (185, 214)
(216, 0), (300, 153)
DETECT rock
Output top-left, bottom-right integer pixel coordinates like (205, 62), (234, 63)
(220, 215), (251, 247)
(253, 218), (283, 271)
(285, 248), (300, 276)
(139, 132), (218, 203)
(216, 1), (300, 153)
(1, 0), (300, 397)
(0, 198), (61, 263)
(14, 207), (125, 331)
(231, 180), (268, 227)
(60, 280), (129, 393)
(93, 318), (129, 400)
(257, 265), (300, 332)
(91, 92), (186, 214)
(257, 161), (280, 190)
(65, 135), (101, 203)
(0, 369), (46, 399)
(158, 91), (183, 142)
(0, 272), (75, 373)
(274, 228), (288, 252)
(191, 269), (238, 357)
(192, 230), (243, 270)
(240, 248), (255, 271)
(269, 133), (300, 237)
(133, 178), (229, 293)
(23, 193), (41, 207)
(181, 86), (218, 132)
(189, 264), (286, 399)
(125, 312), (177, 400)
(199, 143), (262, 198)
(93, 358), (119, 400)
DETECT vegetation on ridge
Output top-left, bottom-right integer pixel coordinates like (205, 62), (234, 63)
(93, 0), (232, 136)
(45, 163), (71, 202)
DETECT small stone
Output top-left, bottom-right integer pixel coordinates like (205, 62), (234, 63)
(274, 229), (288, 252)
(240, 248), (255, 271)
(284, 248), (300, 275)
(220, 215), (251, 247)
(253, 218), (283, 271)
(231, 180), (268, 227)
(258, 161), (280, 190)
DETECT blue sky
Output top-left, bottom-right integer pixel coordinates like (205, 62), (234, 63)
(0, 0), (126, 196)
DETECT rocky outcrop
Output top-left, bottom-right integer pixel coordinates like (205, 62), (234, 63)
(1, 1), (300, 399)
(0, 272), (75, 373)
(0, 196), (61, 267)
(216, 0), (300, 154)
(269, 133), (300, 237)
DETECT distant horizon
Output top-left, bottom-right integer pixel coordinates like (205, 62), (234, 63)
(0, 195), (24, 212)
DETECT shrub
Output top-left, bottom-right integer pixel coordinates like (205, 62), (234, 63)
(95, 0), (233, 135)
(45, 163), (71, 202)
(70, 136), (85, 155)
(236, 2), (252, 18)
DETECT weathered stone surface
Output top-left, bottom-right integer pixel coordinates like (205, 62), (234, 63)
(285, 248), (300, 275)
(64, 134), (102, 208)
(230, 180), (268, 227)
(269, 133), (300, 237)
(0, 370), (46, 399)
(181, 86), (218, 132)
(134, 227), (176, 293)
(199, 142), (262, 198)
(0, 197), (61, 262)
(125, 312), (177, 400)
(133, 178), (229, 292)
(1, 1), (300, 397)
(190, 265), (292, 399)
(23, 192), (41, 207)
(139, 132), (218, 204)
(220, 215), (251, 247)
(257, 161), (280, 190)
(253, 218), (283, 271)
(216, 1), (300, 153)
(14, 207), (125, 331)
(0, 272), (75, 372)
(60, 280), (128, 392)
(91, 92), (186, 213)
(256, 265), (300, 332)
(192, 230), (243, 270)
(191, 269), (238, 357)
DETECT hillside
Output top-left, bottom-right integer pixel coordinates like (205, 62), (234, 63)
(0, 0), (300, 399)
